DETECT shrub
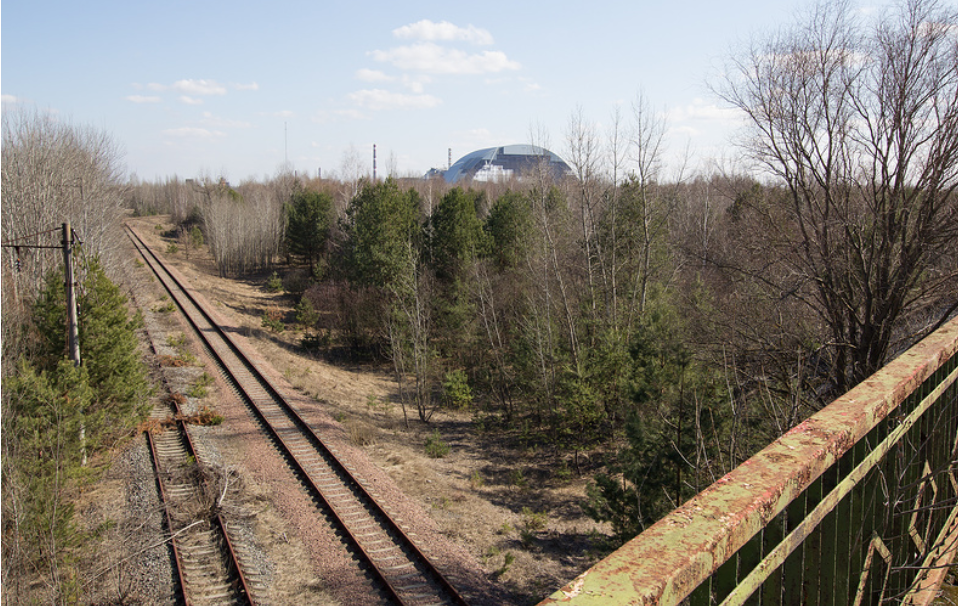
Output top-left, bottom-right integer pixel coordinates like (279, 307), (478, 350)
(519, 507), (548, 547)
(441, 369), (473, 409)
(295, 296), (319, 329)
(266, 271), (284, 292)
(261, 309), (285, 332)
(424, 429), (450, 458)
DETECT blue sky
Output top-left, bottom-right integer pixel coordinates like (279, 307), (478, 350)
(1, 0), (880, 181)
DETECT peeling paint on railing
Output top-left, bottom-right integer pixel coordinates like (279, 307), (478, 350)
(539, 317), (958, 606)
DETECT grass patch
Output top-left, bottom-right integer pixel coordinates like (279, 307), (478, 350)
(187, 372), (214, 399)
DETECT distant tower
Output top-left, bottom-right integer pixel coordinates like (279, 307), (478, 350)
(448, 148), (452, 170)
(373, 144), (377, 181)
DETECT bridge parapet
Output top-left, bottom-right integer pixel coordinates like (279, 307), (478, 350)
(541, 317), (958, 606)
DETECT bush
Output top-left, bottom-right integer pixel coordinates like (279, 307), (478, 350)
(266, 271), (284, 292)
(441, 369), (473, 409)
(261, 309), (285, 332)
(424, 429), (450, 458)
(519, 507), (548, 547)
(295, 296), (319, 329)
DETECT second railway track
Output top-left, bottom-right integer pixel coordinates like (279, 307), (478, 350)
(128, 225), (472, 606)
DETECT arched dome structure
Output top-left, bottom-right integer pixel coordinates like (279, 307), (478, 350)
(440, 145), (571, 183)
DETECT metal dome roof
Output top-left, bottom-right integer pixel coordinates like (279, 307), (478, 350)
(442, 145), (571, 183)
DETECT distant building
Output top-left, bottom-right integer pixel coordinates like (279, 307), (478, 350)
(429, 145), (572, 183)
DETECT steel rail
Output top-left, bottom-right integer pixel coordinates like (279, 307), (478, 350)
(128, 225), (470, 606)
(145, 397), (252, 605)
(145, 425), (190, 603)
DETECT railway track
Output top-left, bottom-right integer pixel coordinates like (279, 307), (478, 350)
(128, 225), (471, 606)
(145, 393), (257, 605)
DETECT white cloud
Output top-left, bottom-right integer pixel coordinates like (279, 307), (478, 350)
(371, 42), (519, 75)
(162, 127), (225, 139)
(348, 88), (442, 111)
(393, 20), (494, 45)
(401, 74), (431, 93)
(201, 112), (251, 128)
(179, 96), (204, 105)
(356, 68), (394, 83)
(335, 108), (368, 120)
(125, 95), (161, 103)
(172, 79), (227, 96)
(139, 79), (256, 96)
(2, 95), (20, 104)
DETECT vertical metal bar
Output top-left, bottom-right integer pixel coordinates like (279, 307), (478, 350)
(817, 466), (839, 606)
(783, 489), (806, 606)
(690, 576), (713, 606)
(833, 448), (855, 604)
(761, 512), (785, 606)
(847, 438), (868, 605)
(738, 532), (762, 606)
(714, 548), (739, 602)
(802, 476), (823, 605)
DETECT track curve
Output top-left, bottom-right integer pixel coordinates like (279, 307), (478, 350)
(128, 225), (471, 606)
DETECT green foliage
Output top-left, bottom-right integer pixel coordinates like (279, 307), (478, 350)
(441, 369), (473, 409)
(154, 300), (176, 313)
(166, 242), (179, 254)
(33, 257), (151, 441)
(266, 271), (284, 292)
(519, 507), (548, 547)
(6, 358), (93, 577)
(424, 429), (450, 458)
(261, 309), (285, 332)
(295, 296), (319, 329)
(285, 189), (334, 273)
(427, 187), (488, 282)
(187, 372), (214, 399)
(509, 468), (528, 489)
(484, 190), (532, 270)
(189, 224), (204, 248)
(583, 302), (730, 545)
(495, 551), (516, 578)
(342, 178), (421, 292)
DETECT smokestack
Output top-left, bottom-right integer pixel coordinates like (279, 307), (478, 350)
(373, 144), (377, 181)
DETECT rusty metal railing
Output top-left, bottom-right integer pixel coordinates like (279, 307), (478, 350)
(541, 317), (958, 606)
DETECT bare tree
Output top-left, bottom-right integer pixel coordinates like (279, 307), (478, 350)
(199, 178), (284, 277)
(2, 108), (128, 298)
(714, 0), (958, 400)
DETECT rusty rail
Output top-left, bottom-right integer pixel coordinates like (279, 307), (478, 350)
(541, 317), (958, 606)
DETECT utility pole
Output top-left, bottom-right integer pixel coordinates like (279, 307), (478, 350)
(62, 222), (81, 367)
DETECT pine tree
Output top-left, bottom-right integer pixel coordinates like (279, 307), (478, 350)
(285, 189), (333, 275)
(32, 256), (150, 444)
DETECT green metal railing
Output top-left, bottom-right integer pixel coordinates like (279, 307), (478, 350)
(541, 317), (958, 606)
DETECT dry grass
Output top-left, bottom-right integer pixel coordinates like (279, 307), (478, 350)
(126, 216), (612, 603)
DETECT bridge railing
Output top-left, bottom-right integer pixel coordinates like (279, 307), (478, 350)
(541, 317), (958, 606)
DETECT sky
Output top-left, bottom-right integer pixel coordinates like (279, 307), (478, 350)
(0, 0), (891, 182)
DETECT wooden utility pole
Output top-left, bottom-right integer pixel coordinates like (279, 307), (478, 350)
(62, 222), (81, 367)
